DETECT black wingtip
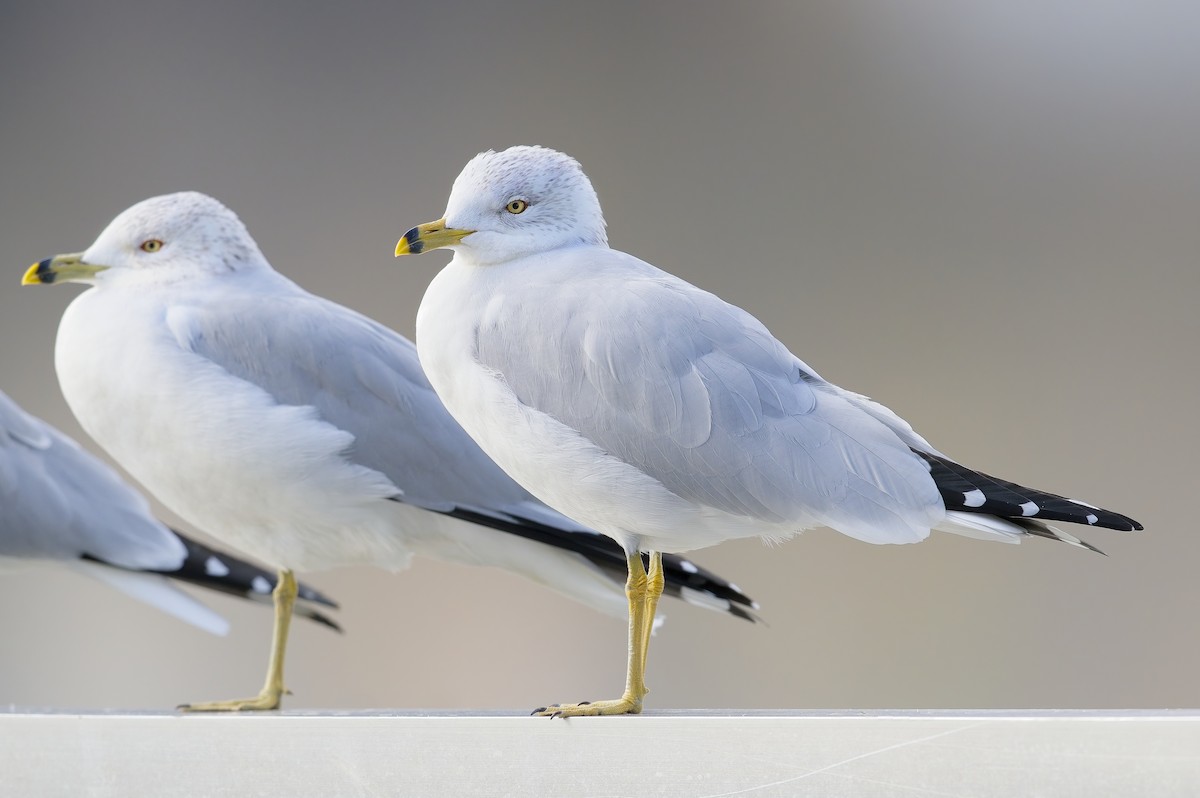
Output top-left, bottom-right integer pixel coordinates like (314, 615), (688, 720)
(149, 530), (341, 625)
(298, 608), (343, 633)
(916, 450), (1143, 534)
(295, 584), (339, 609)
(726, 603), (764, 624)
(437, 507), (758, 622)
(653, 552), (760, 622)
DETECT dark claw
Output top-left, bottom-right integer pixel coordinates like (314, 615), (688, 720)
(531, 707), (547, 715)
(578, 701), (591, 706)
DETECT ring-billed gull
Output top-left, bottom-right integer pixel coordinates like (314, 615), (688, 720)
(397, 145), (1143, 717)
(0, 388), (338, 638)
(23, 191), (756, 711)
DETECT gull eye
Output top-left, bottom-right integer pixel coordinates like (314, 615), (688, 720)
(505, 199), (528, 215)
(139, 239), (164, 253)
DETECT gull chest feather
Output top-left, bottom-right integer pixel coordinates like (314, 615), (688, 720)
(55, 287), (405, 569)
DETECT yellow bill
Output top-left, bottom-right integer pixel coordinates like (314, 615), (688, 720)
(395, 219), (473, 256)
(22, 253), (107, 285)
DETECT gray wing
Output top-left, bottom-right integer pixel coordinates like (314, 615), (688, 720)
(0, 390), (186, 568)
(164, 280), (562, 525)
(472, 248), (945, 543)
(159, 278), (765, 620)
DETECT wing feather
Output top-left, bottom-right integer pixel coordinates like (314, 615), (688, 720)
(473, 249), (943, 543)
(164, 279), (561, 523)
(0, 390), (186, 568)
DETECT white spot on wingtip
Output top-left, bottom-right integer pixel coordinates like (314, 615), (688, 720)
(1019, 501), (1039, 516)
(1086, 513), (1099, 525)
(679, 560), (699, 574)
(204, 556), (230, 577)
(962, 489), (986, 508)
(251, 576), (272, 594)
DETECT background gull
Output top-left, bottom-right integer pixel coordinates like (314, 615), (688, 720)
(0, 388), (339, 642)
(24, 191), (756, 711)
(399, 145), (1143, 716)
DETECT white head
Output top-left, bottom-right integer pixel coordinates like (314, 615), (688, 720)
(24, 191), (270, 288)
(397, 146), (608, 266)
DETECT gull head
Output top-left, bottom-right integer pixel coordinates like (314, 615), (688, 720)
(396, 145), (608, 266)
(24, 191), (268, 288)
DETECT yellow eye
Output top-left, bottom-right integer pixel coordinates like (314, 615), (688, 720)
(506, 199), (528, 214)
(140, 239), (164, 253)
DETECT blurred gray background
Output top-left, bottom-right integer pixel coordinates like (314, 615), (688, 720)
(1, 0), (1195, 711)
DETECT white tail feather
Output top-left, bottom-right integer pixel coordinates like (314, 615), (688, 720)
(936, 511), (1025, 544)
(70, 561), (230, 635)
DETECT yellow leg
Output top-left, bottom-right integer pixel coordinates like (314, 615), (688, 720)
(640, 551), (665, 684)
(533, 550), (663, 718)
(179, 569), (296, 712)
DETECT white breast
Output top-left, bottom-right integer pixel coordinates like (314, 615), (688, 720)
(55, 285), (415, 572)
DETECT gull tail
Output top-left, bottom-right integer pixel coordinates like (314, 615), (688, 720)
(915, 450), (1143, 553)
(70, 560), (232, 635)
(86, 531), (342, 632)
(441, 507), (760, 622)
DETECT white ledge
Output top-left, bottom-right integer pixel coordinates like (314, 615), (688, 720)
(5, 710), (1199, 797)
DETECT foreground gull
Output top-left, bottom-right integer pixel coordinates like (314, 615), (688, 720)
(23, 191), (756, 712)
(0, 388), (338, 638)
(397, 145), (1144, 717)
